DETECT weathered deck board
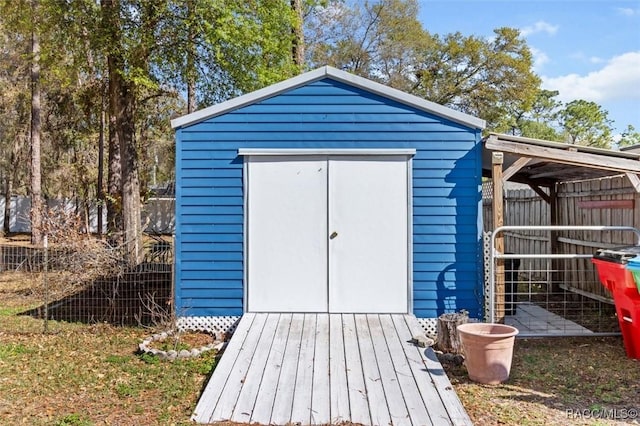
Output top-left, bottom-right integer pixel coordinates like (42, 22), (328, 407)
(329, 314), (350, 423)
(230, 313), (280, 423)
(368, 314), (411, 425)
(211, 313), (268, 421)
(310, 313), (331, 425)
(391, 314), (446, 425)
(249, 313), (292, 425)
(271, 313), (305, 424)
(191, 312), (256, 423)
(379, 315), (432, 426)
(342, 314), (371, 426)
(403, 315), (473, 425)
(290, 314), (317, 424)
(355, 314), (392, 426)
(192, 313), (472, 426)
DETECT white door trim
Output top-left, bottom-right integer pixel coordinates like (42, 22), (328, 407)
(243, 150), (414, 313)
(239, 148), (416, 156)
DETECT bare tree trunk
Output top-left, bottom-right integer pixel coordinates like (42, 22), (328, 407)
(186, 0), (197, 113)
(102, 0), (143, 263)
(291, 0), (305, 69)
(106, 66), (122, 239)
(119, 88), (142, 264)
(103, 0), (122, 240)
(97, 104), (105, 238)
(187, 71), (196, 113)
(30, 0), (43, 245)
(3, 169), (12, 235)
(4, 135), (21, 235)
(186, 59), (196, 113)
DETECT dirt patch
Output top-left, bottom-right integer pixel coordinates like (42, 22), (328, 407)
(0, 271), (44, 310)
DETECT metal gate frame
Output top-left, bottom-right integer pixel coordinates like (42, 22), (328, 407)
(489, 225), (640, 337)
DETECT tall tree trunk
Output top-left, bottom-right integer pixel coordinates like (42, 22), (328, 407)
(106, 60), (122, 239)
(291, 0), (305, 69)
(30, 0), (43, 245)
(119, 87), (142, 264)
(97, 105), (105, 237)
(103, 0), (143, 263)
(103, 0), (122, 240)
(186, 67), (196, 113)
(186, 0), (197, 114)
(4, 136), (21, 235)
(2, 172), (10, 235)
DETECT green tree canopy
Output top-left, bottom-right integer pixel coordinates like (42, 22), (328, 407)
(0, 0), (302, 252)
(306, 0), (540, 130)
(559, 99), (613, 148)
(618, 125), (640, 149)
(306, 0), (430, 90)
(506, 89), (562, 140)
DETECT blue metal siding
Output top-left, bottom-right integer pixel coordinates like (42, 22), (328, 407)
(175, 78), (483, 318)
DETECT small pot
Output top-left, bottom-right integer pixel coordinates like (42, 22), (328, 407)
(457, 323), (519, 384)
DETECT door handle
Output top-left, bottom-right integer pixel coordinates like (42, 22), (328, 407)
(329, 231), (338, 240)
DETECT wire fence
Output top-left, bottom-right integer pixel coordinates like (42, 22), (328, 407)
(486, 226), (634, 337)
(498, 256), (619, 336)
(0, 233), (173, 332)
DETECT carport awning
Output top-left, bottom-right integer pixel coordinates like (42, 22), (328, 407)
(483, 133), (640, 190)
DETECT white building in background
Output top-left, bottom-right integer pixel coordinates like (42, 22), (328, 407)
(0, 196), (175, 235)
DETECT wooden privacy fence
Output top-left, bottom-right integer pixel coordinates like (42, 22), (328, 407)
(483, 174), (640, 302)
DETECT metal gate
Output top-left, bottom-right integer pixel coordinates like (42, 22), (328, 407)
(489, 226), (640, 337)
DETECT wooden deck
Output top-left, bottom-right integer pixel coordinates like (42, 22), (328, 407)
(192, 313), (472, 425)
(505, 302), (594, 336)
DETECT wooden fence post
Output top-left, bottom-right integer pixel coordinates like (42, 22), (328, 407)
(549, 183), (560, 292)
(492, 152), (505, 323)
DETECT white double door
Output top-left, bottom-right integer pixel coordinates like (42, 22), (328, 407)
(246, 155), (409, 313)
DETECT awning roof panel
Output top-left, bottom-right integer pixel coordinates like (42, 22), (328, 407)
(483, 133), (640, 186)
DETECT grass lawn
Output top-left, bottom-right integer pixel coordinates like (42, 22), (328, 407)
(445, 337), (640, 425)
(0, 271), (214, 425)
(0, 316), (216, 425)
(1, 269), (639, 425)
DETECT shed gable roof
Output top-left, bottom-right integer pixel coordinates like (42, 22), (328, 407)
(171, 66), (486, 130)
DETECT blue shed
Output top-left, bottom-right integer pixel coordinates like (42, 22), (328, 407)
(171, 66), (486, 334)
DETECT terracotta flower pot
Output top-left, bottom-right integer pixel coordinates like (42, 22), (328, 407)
(457, 323), (519, 384)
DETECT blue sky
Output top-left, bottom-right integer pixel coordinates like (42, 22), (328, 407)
(418, 0), (640, 136)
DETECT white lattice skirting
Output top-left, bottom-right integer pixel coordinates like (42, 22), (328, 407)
(416, 318), (438, 338)
(178, 315), (438, 339)
(177, 316), (242, 337)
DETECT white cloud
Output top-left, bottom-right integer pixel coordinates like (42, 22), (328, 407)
(520, 21), (559, 37)
(616, 7), (636, 16)
(530, 46), (550, 71)
(542, 51), (640, 103)
(589, 56), (605, 64)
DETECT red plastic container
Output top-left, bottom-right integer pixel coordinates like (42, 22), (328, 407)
(591, 247), (640, 359)
(610, 290), (640, 359)
(592, 246), (640, 292)
(591, 258), (635, 292)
